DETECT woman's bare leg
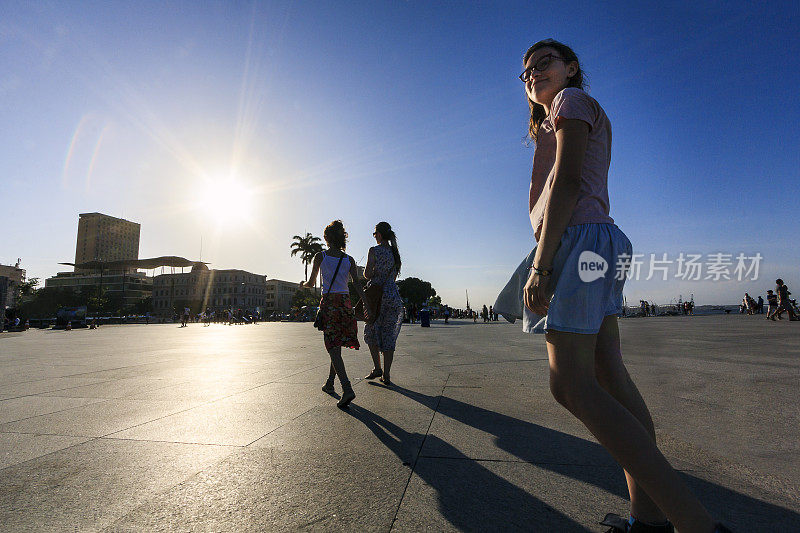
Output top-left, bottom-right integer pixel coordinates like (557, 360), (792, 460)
(594, 316), (665, 523)
(546, 324), (714, 533)
(368, 343), (382, 372)
(383, 350), (394, 381)
(327, 346), (350, 388)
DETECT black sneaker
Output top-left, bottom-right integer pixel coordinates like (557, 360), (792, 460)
(600, 513), (628, 533)
(337, 388), (355, 408)
(600, 514), (674, 533)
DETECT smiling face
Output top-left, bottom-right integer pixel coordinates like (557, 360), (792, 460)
(524, 46), (578, 112)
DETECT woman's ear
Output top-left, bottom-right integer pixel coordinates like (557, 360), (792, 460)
(567, 62), (578, 78)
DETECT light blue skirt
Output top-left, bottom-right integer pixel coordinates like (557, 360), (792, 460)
(494, 223), (632, 334)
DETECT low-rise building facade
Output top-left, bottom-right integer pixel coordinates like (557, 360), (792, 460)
(44, 270), (153, 308)
(0, 261), (26, 309)
(151, 264), (267, 316)
(265, 279), (305, 314)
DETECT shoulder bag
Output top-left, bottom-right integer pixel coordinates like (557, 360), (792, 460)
(355, 282), (382, 324)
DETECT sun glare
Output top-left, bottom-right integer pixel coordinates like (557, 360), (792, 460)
(197, 175), (255, 227)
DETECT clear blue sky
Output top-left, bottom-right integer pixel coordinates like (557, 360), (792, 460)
(2, 1), (798, 307)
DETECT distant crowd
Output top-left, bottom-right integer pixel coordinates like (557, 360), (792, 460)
(742, 278), (798, 321)
(635, 300), (694, 317)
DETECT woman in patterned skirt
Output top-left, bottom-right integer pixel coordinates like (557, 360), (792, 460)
(363, 221), (404, 386)
(301, 220), (368, 408)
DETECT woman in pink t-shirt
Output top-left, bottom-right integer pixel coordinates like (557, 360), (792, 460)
(499, 39), (729, 533)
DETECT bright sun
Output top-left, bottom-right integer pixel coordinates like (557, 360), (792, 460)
(197, 175), (254, 226)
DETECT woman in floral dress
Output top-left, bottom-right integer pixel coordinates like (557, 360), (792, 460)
(363, 221), (404, 386)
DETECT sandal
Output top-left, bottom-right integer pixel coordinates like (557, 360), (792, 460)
(364, 368), (383, 380)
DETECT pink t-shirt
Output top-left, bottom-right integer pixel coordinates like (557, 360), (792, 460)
(529, 87), (614, 241)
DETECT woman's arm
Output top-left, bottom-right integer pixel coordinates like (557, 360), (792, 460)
(300, 252), (324, 288)
(364, 247), (375, 280)
(348, 256), (370, 320)
(526, 118), (589, 314)
(348, 257), (366, 297)
(534, 119), (589, 268)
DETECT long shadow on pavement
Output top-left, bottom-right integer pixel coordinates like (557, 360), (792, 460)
(345, 404), (592, 532)
(361, 383), (800, 531)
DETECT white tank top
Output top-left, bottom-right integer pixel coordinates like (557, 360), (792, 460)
(321, 252), (351, 294)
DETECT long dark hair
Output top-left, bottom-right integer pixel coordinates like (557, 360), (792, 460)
(324, 220), (347, 250)
(524, 39), (587, 142)
(375, 221), (401, 274)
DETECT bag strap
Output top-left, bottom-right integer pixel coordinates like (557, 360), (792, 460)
(325, 252), (346, 296)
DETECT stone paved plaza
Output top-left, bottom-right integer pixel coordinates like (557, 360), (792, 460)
(0, 315), (798, 531)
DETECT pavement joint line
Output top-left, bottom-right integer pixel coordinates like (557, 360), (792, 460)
(0, 379), (122, 402)
(0, 398), (114, 426)
(99, 436), (243, 448)
(8, 359), (180, 382)
(102, 448), (246, 532)
(0, 436), (102, 473)
(96, 363), (330, 440)
(389, 372), (450, 532)
(0, 429), (96, 437)
(243, 403), (321, 447)
(235, 375), (378, 448)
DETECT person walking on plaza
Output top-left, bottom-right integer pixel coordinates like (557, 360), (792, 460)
(301, 220), (368, 408)
(766, 290), (778, 320)
(775, 279), (799, 321)
(363, 222), (404, 387)
(494, 39), (729, 533)
(482, 304), (488, 322)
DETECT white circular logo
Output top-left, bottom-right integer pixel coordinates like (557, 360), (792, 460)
(578, 251), (608, 282)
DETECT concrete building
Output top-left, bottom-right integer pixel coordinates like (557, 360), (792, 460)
(0, 277), (10, 315)
(151, 264), (267, 316)
(43, 213), (150, 309)
(0, 260), (26, 309)
(265, 279), (305, 314)
(74, 213), (140, 273)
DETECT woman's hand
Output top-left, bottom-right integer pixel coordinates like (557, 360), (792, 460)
(523, 269), (551, 316)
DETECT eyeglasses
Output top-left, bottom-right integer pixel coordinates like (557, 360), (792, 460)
(518, 54), (567, 82)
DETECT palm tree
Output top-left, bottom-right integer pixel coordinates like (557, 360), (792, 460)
(290, 233), (323, 284)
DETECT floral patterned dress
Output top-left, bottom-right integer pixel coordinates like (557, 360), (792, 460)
(363, 245), (404, 351)
(321, 293), (359, 351)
